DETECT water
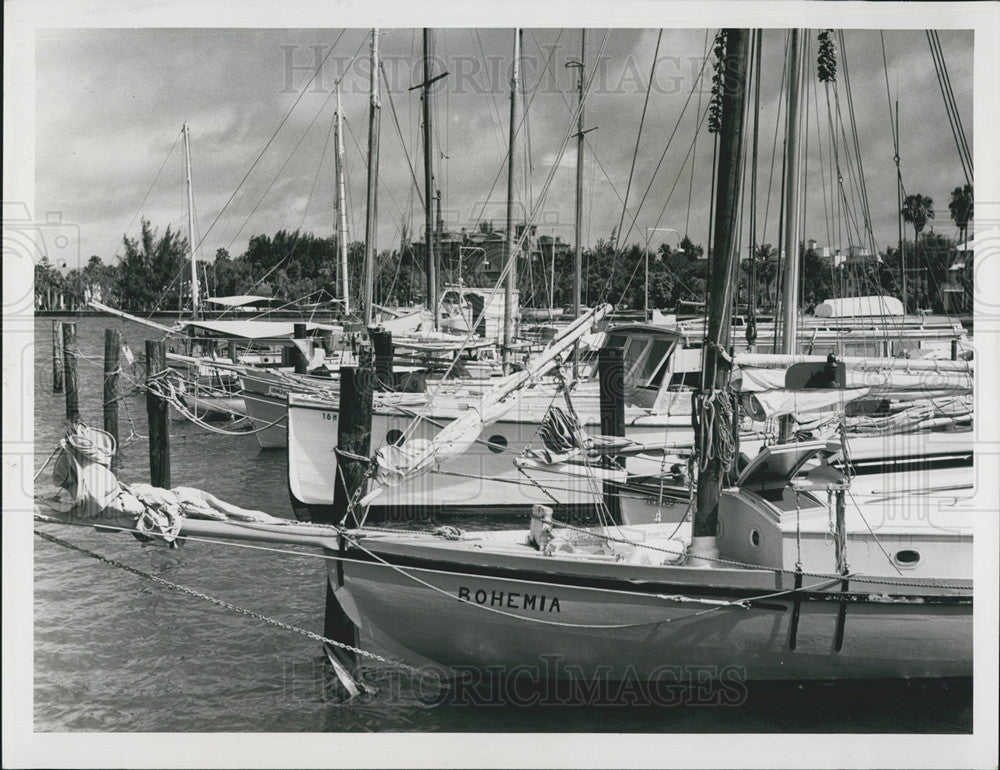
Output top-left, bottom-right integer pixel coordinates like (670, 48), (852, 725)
(31, 315), (972, 733)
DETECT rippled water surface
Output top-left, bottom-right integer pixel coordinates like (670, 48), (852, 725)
(31, 315), (972, 733)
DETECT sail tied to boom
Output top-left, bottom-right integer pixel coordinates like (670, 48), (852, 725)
(360, 304), (612, 504)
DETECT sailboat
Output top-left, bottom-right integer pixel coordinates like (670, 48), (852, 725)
(318, 29), (972, 683)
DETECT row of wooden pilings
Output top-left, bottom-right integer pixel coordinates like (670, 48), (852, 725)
(48, 320), (393, 499)
(49, 319), (626, 679)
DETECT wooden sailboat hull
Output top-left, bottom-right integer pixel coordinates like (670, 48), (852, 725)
(331, 538), (972, 682)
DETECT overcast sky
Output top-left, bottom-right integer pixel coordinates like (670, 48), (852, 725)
(34, 26), (973, 270)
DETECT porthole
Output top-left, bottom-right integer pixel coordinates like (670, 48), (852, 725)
(487, 434), (508, 454)
(749, 528), (761, 548)
(893, 549), (921, 568)
(386, 429), (405, 446)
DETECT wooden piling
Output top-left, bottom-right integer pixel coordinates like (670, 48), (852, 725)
(322, 358), (374, 676)
(228, 340), (238, 363)
(951, 338), (959, 361)
(104, 329), (122, 468)
(51, 320), (64, 393)
(369, 327), (393, 390)
(62, 322), (80, 421)
(294, 323), (309, 374)
(598, 347), (624, 524)
(145, 340), (171, 488)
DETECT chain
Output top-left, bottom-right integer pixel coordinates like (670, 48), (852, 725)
(33, 528), (433, 679)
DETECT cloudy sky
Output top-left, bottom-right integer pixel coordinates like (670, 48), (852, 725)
(33, 24), (973, 271)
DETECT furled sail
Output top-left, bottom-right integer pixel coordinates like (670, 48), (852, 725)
(361, 304), (612, 503)
(733, 352), (973, 420)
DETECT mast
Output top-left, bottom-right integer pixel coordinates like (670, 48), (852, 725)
(779, 30), (805, 355)
(335, 84), (350, 315)
(895, 99), (906, 313)
(778, 29), (806, 441)
(182, 122), (200, 319)
(422, 29), (439, 328)
(502, 29), (521, 374)
(691, 29), (749, 561)
(362, 28), (381, 327)
(573, 30), (586, 374)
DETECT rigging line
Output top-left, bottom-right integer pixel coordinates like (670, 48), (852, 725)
(380, 61), (425, 212)
(748, 28), (762, 328)
(472, 28), (509, 162)
(761, 30), (790, 247)
(926, 31), (973, 184)
(927, 31), (970, 177)
(614, 28), (665, 253)
(110, 128), (183, 263)
(878, 31), (899, 156)
(612, 101), (712, 308)
(812, 60), (832, 251)
(468, 28), (565, 238)
(837, 32), (880, 263)
(603, 33), (715, 304)
(686, 29), (711, 238)
(342, 109), (407, 247)
(224, 84), (338, 255)
(299, 107), (338, 233)
(398, 31), (614, 408)
(195, 28), (348, 256)
(538, 55), (632, 213)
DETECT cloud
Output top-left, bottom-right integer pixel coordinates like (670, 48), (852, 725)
(35, 27), (974, 271)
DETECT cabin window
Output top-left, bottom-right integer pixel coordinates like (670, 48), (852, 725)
(893, 549), (921, 568)
(643, 339), (676, 388)
(622, 337), (650, 379)
(487, 434), (508, 453)
(750, 529), (762, 548)
(385, 429), (405, 446)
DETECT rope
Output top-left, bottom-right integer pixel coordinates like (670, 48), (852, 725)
(342, 531), (820, 628)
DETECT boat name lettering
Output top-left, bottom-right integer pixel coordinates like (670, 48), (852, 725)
(458, 586), (560, 613)
(322, 412), (336, 421)
(267, 386), (289, 397)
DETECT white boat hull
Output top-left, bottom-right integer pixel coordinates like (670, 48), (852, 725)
(287, 392), (692, 517)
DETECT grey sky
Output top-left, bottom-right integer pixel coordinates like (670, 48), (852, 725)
(34, 27), (973, 270)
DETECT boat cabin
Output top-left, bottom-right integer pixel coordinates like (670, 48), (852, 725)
(600, 324), (702, 410)
(717, 441), (972, 579)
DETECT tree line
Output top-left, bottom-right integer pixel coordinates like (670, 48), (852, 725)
(35, 184), (973, 316)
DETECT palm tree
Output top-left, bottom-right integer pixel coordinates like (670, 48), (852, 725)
(902, 193), (935, 244)
(948, 184), (973, 246)
(902, 193), (934, 311)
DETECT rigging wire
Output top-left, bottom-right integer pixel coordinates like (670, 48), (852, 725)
(195, 28), (351, 256)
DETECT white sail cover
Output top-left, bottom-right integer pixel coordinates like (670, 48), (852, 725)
(814, 295), (903, 318)
(360, 304), (612, 504)
(734, 357), (973, 420)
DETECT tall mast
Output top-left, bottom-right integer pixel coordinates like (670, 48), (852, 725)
(502, 29), (521, 374)
(691, 29), (749, 561)
(779, 29), (805, 355)
(335, 84), (350, 315)
(895, 99), (906, 313)
(778, 29), (805, 441)
(573, 30), (586, 374)
(183, 122), (200, 319)
(362, 28), (381, 327)
(422, 29), (439, 328)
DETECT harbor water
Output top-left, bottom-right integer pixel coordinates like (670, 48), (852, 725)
(31, 316), (972, 732)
